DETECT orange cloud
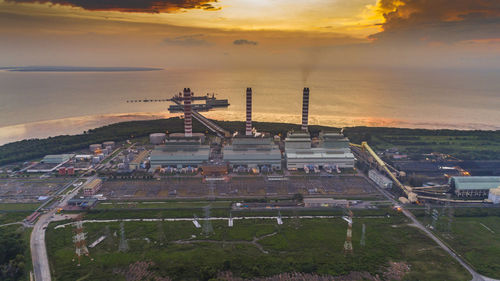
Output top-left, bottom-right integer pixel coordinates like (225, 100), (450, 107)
(371, 0), (500, 43)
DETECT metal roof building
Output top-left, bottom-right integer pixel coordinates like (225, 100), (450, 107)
(304, 198), (349, 208)
(41, 154), (75, 164)
(150, 141), (210, 169)
(450, 176), (500, 197)
(223, 136), (281, 169)
(284, 131), (354, 170)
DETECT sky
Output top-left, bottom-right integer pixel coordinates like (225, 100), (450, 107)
(0, 0), (499, 70)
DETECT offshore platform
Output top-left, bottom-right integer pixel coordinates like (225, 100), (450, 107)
(126, 92), (229, 113)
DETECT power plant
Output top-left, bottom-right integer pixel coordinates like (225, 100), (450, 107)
(146, 87), (355, 175)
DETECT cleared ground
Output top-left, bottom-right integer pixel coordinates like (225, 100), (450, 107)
(100, 175), (380, 200)
(46, 210), (470, 281)
(0, 178), (70, 203)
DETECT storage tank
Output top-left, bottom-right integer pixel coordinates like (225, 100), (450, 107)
(89, 144), (102, 152)
(103, 141), (115, 148)
(150, 133), (167, 144)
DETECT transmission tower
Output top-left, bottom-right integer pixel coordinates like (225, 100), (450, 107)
(431, 209), (439, 230)
(425, 203), (431, 217)
(445, 194), (454, 232)
(208, 182), (215, 201)
(202, 205), (213, 235)
(360, 223), (366, 247)
(342, 209), (354, 255)
(72, 220), (91, 266)
(118, 222), (129, 252)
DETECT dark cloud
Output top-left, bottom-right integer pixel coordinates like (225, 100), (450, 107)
(164, 34), (209, 46)
(370, 0), (500, 43)
(5, 0), (220, 13)
(233, 39), (258, 46)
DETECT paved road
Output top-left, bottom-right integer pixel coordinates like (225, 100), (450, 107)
(31, 176), (90, 281)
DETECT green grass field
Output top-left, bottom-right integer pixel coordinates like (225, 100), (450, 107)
(46, 213), (471, 281)
(0, 202), (41, 211)
(0, 211), (31, 224)
(416, 211), (500, 279)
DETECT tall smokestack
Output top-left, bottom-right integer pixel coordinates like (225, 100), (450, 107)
(302, 87), (309, 131)
(183, 88), (193, 137)
(246, 87), (252, 136)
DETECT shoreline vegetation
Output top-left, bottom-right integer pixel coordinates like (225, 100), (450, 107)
(1, 117), (500, 166)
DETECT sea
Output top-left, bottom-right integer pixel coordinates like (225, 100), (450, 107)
(0, 67), (499, 145)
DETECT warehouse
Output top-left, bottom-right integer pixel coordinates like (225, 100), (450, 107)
(369, 169), (393, 189)
(285, 131), (355, 170)
(450, 176), (500, 198)
(27, 154), (75, 173)
(223, 135), (282, 170)
(41, 154), (75, 164)
(150, 141), (210, 169)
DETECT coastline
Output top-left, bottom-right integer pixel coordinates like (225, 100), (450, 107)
(0, 111), (499, 146)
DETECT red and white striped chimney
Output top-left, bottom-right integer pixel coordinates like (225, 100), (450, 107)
(301, 87), (309, 132)
(245, 87), (252, 136)
(183, 88), (193, 137)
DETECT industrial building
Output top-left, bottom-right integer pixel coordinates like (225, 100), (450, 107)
(149, 88), (211, 170)
(303, 198), (349, 208)
(68, 197), (98, 208)
(284, 88), (355, 170)
(369, 169), (393, 189)
(450, 176), (500, 198)
(129, 150), (150, 170)
(27, 154), (75, 173)
(285, 131), (355, 170)
(488, 187), (500, 204)
(150, 133), (167, 145)
(223, 135), (282, 170)
(41, 154), (74, 164)
(150, 141), (210, 169)
(83, 178), (102, 196)
(168, 132), (206, 143)
(222, 88), (282, 171)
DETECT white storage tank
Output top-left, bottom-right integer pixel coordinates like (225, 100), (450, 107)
(102, 141), (115, 148)
(150, 133), (167, 145)
(89, 144), (102, 152)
